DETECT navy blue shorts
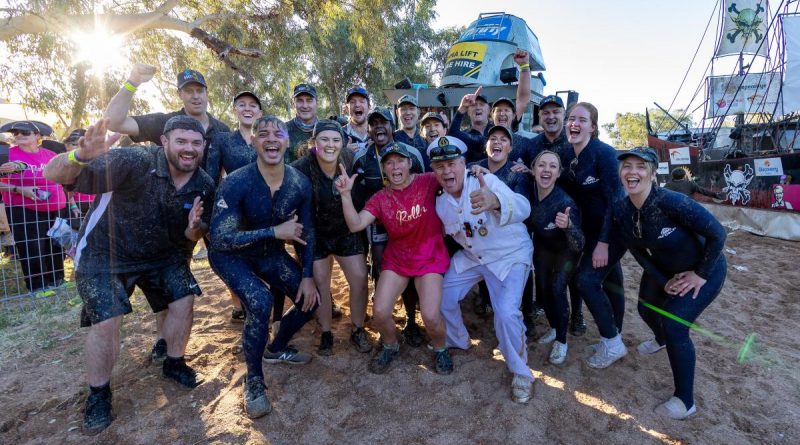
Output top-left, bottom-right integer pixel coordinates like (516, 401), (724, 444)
(77, 261), (201, 327)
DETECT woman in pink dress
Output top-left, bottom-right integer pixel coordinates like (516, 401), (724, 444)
(337, 142), (452, 375)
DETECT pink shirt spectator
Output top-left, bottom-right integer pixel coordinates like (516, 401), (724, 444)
(364, 172), (449, 276)
(1, 146), (67, 212)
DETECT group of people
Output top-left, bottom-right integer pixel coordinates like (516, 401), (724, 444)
(29, 50), (727, 435)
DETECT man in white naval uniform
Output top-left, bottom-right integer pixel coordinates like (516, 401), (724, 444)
(428, 135), (535, 403)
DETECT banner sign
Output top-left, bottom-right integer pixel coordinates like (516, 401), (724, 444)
(707, 73), (781, 118)
(668, 147), (691, 165)
(657, 162), (670, 175)
(443, 42), (488, 79)
(754, 157), (784, 176)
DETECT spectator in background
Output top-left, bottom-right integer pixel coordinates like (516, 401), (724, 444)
(394, 95), (429, 168)
(0, 121), (67, 293)
(285, 84), (320, 163)
(64, 129), (94, 219)
(664, 168), (722, 199)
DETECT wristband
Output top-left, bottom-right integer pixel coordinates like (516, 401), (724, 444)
(68, 150), (88, 167)
(123, 81), (138, 93)
(519, 63), (530, 70)
(70, 204), (79, 210)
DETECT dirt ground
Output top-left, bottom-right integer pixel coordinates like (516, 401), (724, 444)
(0, 230), (798, 444)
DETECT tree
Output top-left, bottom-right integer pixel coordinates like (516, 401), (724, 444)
(603, 108), (694, 148)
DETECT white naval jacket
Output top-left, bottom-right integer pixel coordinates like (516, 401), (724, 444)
(436, 170), (533, 281)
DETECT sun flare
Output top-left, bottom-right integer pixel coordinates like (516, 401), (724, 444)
(70, 25), (126, 74)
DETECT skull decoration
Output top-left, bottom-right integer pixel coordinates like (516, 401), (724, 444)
(722, 164), (755, 205)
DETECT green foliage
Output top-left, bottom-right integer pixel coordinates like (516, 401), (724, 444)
(603, 108), (693, 148)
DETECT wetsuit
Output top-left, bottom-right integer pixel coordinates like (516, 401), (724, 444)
(205, 130), (256, 186)
(612, 186), (727, 409)
(286, 118), (317, 163)
(530, 186), (585, 343)
(209, 163), (318, 380)
(448, 112), (536, 165)
(559, 138), (626, 338)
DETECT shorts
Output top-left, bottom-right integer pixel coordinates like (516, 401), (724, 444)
(77, 261), (201, 327)
(366, 223), (388, 245)
(314, 232), (366, 260)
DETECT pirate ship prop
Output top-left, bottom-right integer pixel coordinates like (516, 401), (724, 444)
(648, 0), (800, 239)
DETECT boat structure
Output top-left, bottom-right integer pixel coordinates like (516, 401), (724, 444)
(648, 0), (800, 240)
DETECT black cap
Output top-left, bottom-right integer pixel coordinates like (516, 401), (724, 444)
(64, 129), (86, 144)
(420, 112), (445, 126)
(163, 115), (205, 136)
(492, 96), (515, 112)
(379, 142), (413, 163)
(618, 147), (658, 164)
(293, 83), (317, 99)
(312, 119), (345, 139)
(397, 94), (418, 107)
(233, 91), (262, 109)
(176, 69), (207, 89)
(475, 93), (489, 104)
(487, 125), (514, 143)
(367, 107), (395, 128)
(3, 121), (42, 134)
(346, 86), (370, 102)
(427, 136), (467, 162)
(540, 94), (564, 108)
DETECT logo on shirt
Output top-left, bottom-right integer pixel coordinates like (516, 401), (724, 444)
(658, 227), (676, 239)
(396, 204), (426, 225)
(544, 222), (557, 230)
(216, 198), (228, 209)
(582, 176), (599, 185)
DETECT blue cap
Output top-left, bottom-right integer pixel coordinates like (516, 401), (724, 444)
(367, 107), (395, 128)
(293, 83), (317, 98)
(346, 86), (370, 102)
(379, 142), (413, 163)
(618, 147), (658, 164)
(540, 94), (564, 108)
(397, 94), (418, 107)
(233, 91), (262, 109)
(176, 69), (207, 89)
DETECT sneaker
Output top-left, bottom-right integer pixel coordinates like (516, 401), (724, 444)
(434, 348), (454, 375)
(83, 386), (113, 435)
(332, 303), (344, 319)
(162, 357), (204, 388)
(263, 346), (312, 365)
(318, 331), (334, 356)
(350, 327), (373, 353)
(150, 338), (167, 364)
(537, 328), (556, 345)
(549, 341), (568, 365)
(368, 344), (400, 374)
(231, 308), (246, 323)
(654, 396), (697, 420)
(569, 313), (587, 336)
(532, 304), (545, 318)
(586, 335), (627, 369)
(401, 321), (425, 348)
(243, 376), (272, 419)
(637, 339), (666, 355)
(511, 374), (533, 404)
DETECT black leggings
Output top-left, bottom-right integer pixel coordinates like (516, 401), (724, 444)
(7, 206), (64, 292)
(574, 241), (626, 339)
(535, 249), (580, 343)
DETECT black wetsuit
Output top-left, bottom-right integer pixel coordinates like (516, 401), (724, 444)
(612, 186), (726, 409)
(205, 130), (255, 186)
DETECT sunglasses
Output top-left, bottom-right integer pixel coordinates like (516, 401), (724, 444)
(632, 210), (642, 239)
(12, 130), (33, 136)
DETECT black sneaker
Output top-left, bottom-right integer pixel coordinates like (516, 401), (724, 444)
(434, 348), (454, 375)
(83, 386), (113, 435)
(162, 357), (204, 389)
(569, 312), (587, 337)
(231, 308), (246, 323)
(350, 327), (373, 353)
(401, 321), (425, 348)
(368, 344), (400, 374)
(332, 303), (344, 319)
(243, 376), (271, 419)
(318, 331), (334, 356)
(150, 338), (167, 364)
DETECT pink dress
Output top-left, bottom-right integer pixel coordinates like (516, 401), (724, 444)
(1, 146), (67, 212)
(364, 173), (449, 276)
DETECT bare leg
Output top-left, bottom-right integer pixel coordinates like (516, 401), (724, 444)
(86, 316), (123, 387)
(313, 257), (334, 332)
(155, 309), (167, 340)
(163, 296), (195, 357)
(415, 273), (446, 348)
(337, 254), (369, 327)
(371, 270), (409, 345)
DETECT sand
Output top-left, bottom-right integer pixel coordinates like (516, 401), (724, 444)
(1, 230), (798, 444)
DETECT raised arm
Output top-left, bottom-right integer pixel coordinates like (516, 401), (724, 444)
(335, 163), (376, 232)
(513, 49), (531, 122)
(103, 63), (156, 136)
(44, 118), (121, 185)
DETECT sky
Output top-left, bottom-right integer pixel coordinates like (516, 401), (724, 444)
(432, 0), (724, 139)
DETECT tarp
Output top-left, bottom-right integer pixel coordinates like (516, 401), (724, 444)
(706, 72), (780, 118)
(702, 203), (800, 241)
(717, 0), (769, 57)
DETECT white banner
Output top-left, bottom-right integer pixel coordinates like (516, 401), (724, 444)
(781, 14), (800, 114)
(706, 73), (781, 118)
(754, 157), (784, 176)
(668, 147), (691, 165)
(717, 0), (769, 56)
(657, 162), (670, 175)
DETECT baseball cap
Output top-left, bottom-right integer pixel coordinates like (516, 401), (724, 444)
(617, 147), (658, 164)
(176, 69), (207, 89)
(475, 93), (489, 104)
(397, 94), (418, 107)
(487, 125), (514, 143)
(379, 142), (413, 163)
(64, 129), (86, 144)
(233, 91), (262, 109)
(367, 107), (395, 128)
(293, 83), (317, 99)
(420, 112), (445, 126)
(346, 86), (370, 102)
(492, 96), (515, 112)
(312, 119), (344, 139)
(428, 136), (467, 162)
(163, 115), (205, 136)
(540, 94), (564, 108)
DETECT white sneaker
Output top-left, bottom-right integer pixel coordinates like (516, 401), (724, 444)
(654, 396), (697, 420)
(537, 328), (556, 345)
(586, 334), (627, 369)
(549, 341), (568, 365)
(637, 339), (666, 355)
(511, 374), (533, 404)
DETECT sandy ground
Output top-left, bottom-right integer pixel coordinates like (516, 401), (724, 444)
(0, 230), (798, 444)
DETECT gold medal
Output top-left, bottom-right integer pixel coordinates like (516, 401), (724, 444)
(478, 226), (488, 237)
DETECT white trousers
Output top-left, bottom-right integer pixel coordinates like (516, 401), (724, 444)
(440, 262), (534, 381)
